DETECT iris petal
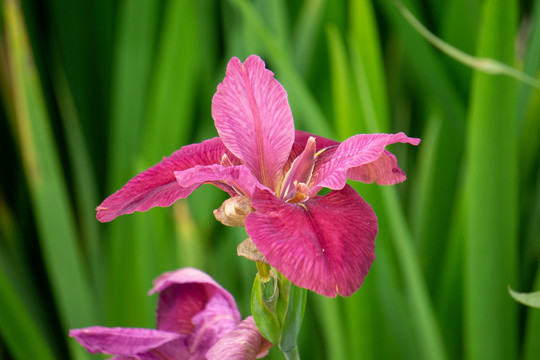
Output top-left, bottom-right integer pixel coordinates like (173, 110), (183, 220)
(311, 132), (420, 194)
(150, 268), (242, 334)
(207, 317), (273, 360)
(246, 185), (377, 297)
(212, 56), (295, 190)
(96, 137), (238, 222)
(174, 164), (265, 198)
(68, 327), (183, 358)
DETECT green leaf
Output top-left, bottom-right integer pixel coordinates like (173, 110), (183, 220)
(508, 287), (540, 308)
(251, 272), (281, 343)
(464, 0), (519, 358)
(3, 1), (97, 358)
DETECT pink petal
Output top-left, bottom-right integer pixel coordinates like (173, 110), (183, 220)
(212, 56), (295, 190)
(174, 164), (265, 198)
(97, 137), (239, 222)
(279, 136), (316, 201)
(245, 185), (378, 297)
(311, 132), (420, 194)
(187, 292), (242, 359)
(207, 317), (272, 360)
(69, 327), (184, 359)
(150, 268), (241, 334)
(346, 150), (407, 185)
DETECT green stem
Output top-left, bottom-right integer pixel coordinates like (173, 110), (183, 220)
(282, 346), (300, 360)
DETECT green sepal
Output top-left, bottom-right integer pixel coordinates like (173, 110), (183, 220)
(251, 272), (281, 343)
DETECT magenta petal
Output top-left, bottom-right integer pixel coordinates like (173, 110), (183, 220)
(312, 132), (420, 193)
(212, 55), (295, 189)
(174, 164), (265, 198)
(96, 137), (236, 222)
(69, 327), (182, 358)
(246, 185), (378, 297)
(150, 268), (241, 334)
(207, 317), (272, 360)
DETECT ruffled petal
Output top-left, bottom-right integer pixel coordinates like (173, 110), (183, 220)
(150, 268), (241, 334)
(69, 327), (183, 359)
(207, 317), (272, 360)
(246, 185), (377, 297)
(212, 55), (295, 189)
(174, 164), (265, 198)
(96, 137), (238, 222)
(311, 132), (420, 194)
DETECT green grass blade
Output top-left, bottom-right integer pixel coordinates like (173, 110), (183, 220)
(53, 58), (104, 320)
(313, 295), (348, 360)
(292, 0), (326, 76)
(107, 0), (158, 191)
(326, 24), (357, 139)
(230, 0), (333, 137)
(4, 0), (96, 358)
(379, 0), (466, 126)
(464, 0), (519, 358)
(523, 265), (540, 360)
(0, 269), (56, 360)
(348, 24), (447, 360)
(349, 0), (389, 132)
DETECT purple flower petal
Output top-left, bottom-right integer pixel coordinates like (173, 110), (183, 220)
(69, 327), (184, 359)
(246, 185), (378, 297)
(174, 164), (265, 198)
(96, 137), (238, 222)
(150, 268), (241, 334)
(311, 132), (420, 194)
(187, 292), (241, 359)
(207, 317), (272, 360)
(212, 55), (295, 190)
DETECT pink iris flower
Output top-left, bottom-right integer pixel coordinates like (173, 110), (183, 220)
(96, 55), (420, 297)
(70, 268), (271, 359)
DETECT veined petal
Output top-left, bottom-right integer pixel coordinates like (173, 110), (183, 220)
(311, 132), (420, 193)
(174, 164), (264, 198)
(246, 185), (377, 297)
(96, 137), (238, 222)
(69, 327), (183, 359)
(346, 150), (406, 185)
(207, 317), (272, 360)
(212, 55), (294, 189)
(150, 268), (241, 334)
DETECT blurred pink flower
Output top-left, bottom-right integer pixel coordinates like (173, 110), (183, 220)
(96, 55), (420, 297)
(70, 268), (271, 360)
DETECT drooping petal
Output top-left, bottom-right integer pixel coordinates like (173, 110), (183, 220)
(346, 150), (407, 185)
(311, 132), (420, 194)
(246, 185), (378, 297)
(212, 55), (295, 189)
(96, 137), (239, 222)
(174, 164), (265, 198)
(69, 327), (184, 359)
(150, 268), (241, 334)
(206, 317), (272, 360)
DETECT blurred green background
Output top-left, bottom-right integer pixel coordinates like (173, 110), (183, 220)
(1, 0), (540, 359)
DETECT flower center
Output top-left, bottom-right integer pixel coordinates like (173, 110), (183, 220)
(279, 137), (317, 202)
